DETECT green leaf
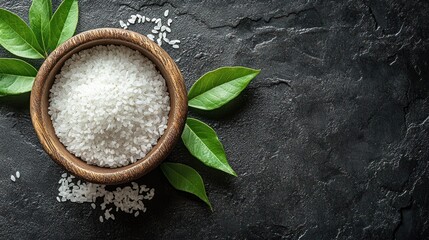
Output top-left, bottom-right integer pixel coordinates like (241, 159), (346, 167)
(188, 66), (260, 110)
(0, 9), (45, 59)
(161, 162), (212, 210)
(48, 0), (78, 51)
(0, 58), (37, 95)
(29, 0), (53, 54)
(182, 118), (237, 176)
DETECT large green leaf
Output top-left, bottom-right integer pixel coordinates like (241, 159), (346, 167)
(188, 66), (260, 110)
(48, 0), (78, 51)
(182, 118), (237, 176)
(161, 162), (212, 210)
(0, 9), (45, 59)
(0, 58), (37, 95)
(29, 0), (53, 53)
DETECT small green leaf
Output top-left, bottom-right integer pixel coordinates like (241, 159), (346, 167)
(0, 58), (37, 95)
(161, 162), (212, 210)
(48, 0), (78, 51)
(182, 118), (237, 176)
(29, 0), (52, 53)
(0, 9), (45, 59)
(188, 66), (260, 110)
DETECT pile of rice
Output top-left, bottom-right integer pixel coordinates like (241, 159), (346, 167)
(57, 173), (155, 222)
(49, 45), (170, 168)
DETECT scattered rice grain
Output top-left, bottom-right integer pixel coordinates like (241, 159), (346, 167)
(128, 15), (137, 24)
(57, 173), (155, 222)
(119, 20), (127, 29)
(147, 34), (155, 41)
(118, 10), (179, 48)
(169, 39), (180, 44)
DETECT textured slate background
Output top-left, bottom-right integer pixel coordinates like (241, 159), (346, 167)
(1, 0), (429, 239)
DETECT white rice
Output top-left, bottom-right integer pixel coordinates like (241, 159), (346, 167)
(49, 45), (170, 168)
(15, 171), (20, 178)
(147, 34), (155, 41)
(10, 175), (15, 182)
(128, 15), (137, 24)
(119, 20), (127, 29)
(119, 9), (180, 49)
(57, 173), (155, 222)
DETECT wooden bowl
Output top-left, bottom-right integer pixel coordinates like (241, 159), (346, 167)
(30, 28), (187, 185)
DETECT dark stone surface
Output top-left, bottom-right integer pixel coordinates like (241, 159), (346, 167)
(1, 0), (428, 239)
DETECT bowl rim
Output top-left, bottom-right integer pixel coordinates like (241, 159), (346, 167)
(30, 28), (187, 185)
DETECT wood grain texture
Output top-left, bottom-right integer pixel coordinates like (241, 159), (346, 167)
(30, 28), (187, 185)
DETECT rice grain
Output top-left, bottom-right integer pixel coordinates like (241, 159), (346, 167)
(57, 173), (155, 222)
(49, 45), (170, 168)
